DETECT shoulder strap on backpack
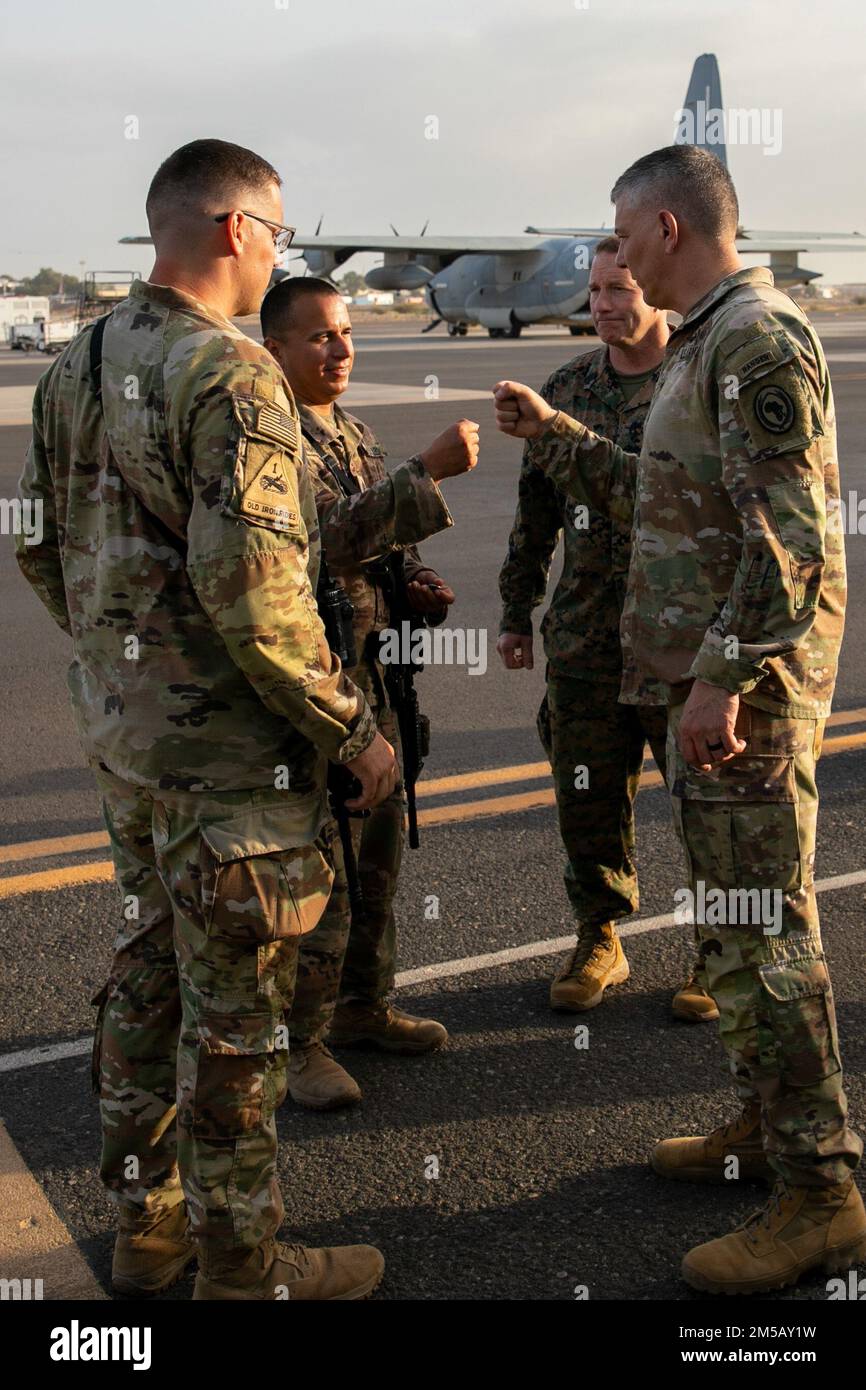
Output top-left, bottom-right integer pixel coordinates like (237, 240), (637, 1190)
(88, 314), (111, 401)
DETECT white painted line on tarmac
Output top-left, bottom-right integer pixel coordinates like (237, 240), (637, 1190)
(2, 869), (864, 1073)
(341, 382), (490, 407)
(398, 868), (866, 986)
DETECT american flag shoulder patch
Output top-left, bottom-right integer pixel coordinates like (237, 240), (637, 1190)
(232, 395), (299, 453)
(256, 402), (298, 451)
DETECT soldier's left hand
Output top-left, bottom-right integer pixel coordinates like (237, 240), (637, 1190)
(678, 681), (747, 770)
(407, 569), (455, 616)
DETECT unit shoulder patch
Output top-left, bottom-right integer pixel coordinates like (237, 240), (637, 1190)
(226, 394), (304, 534)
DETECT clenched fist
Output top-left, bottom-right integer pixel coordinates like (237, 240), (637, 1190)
(493, 381), (557, 439)
(419, 419), (480, 481)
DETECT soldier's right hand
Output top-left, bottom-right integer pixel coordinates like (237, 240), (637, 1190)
(493, 381), (557, 439)
(497, 632), (534, 670)
(419, 419), (480, 481)
(345, 732), (399, 810)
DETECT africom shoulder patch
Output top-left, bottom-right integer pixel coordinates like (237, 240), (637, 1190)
(754, 384), (796, 434)
(229, 395), (304, 534)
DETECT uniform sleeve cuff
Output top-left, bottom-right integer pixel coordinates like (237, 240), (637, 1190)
(335, 698), (378, 763)
(392, 457), (454, 540)
(528, 411), (587, 469)
(500, 611), (533, 635)
(689, 648), (765, 694)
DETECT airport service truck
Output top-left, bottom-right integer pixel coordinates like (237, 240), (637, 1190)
(9, 318), (78, 353)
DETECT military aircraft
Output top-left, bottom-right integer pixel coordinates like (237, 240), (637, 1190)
(121, 54), (863, 339)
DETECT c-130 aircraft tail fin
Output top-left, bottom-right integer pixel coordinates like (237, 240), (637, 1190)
(677, 52), (727, 166)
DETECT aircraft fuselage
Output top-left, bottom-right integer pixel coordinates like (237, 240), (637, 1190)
(425, 237), (596, 331)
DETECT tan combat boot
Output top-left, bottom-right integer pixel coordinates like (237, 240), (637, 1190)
(112, 1202), (197, 1295)
(286, 1040), (362, 1110)
(194, 1238), (384, 1301)
(549, 924), (629, 1012)
(651, 1102), (772, 1184)
(329, 1000), (447, 1054)
(671, 962), (720, 1022)
(682, 1177), (866, 1294)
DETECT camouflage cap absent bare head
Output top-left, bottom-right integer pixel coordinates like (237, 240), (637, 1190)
(592, 235), (622, 259)
(261, 276), (342, 340)
(611, 145), (739, 241)
(146, 138), (281, 235)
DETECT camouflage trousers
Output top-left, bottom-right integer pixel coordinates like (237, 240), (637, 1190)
(666, 702), (861, 1186)
(537, 672), (668, 933)
(290, 658), (404, 1043)
(91, 762), (342, 1253)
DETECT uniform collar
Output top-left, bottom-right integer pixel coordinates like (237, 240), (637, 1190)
(297, 400), (368, 453)
(588, 345), (659, 411)
(128, 278), (235, 330)
(674, 266), (775, 335)
(582, 347), (623, 410)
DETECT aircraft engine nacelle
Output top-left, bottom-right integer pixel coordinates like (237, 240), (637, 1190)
(302, 249), (340, 277)
(365, 264), (433, 292)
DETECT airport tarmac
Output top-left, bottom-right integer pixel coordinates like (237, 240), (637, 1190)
(2, 315), (866, 1301)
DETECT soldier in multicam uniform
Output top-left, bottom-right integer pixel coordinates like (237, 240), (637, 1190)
(498, 238), (714, 1021)
(15, 140), (399, 1301)
(493, 144), (865, 1295)
(261, 277), (478, 1109)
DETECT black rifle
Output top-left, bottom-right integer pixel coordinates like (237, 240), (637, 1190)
(373, 553), (431, 850)
(316, 555), (368, 920)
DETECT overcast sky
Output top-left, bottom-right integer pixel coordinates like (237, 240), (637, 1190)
(3, 0), (864, 284)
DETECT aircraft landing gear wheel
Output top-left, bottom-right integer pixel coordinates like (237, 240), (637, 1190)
(504, 323), (522, 338)
(458, 323), (468, 336)
(448, 324), (460, 337)
(488, 327), (503, 339)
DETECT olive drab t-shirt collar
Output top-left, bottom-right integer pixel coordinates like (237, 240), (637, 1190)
(580, 346), (657, 419)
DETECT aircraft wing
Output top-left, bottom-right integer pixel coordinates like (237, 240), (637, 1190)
(120, 232), (555, 254)
(524, 226), (610, 237)
(735, 230), (866, 254)
(290, 233), (553, 254)
(522, 227), (865, 255)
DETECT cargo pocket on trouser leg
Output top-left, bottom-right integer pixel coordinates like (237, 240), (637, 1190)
(757, 952), (841, 1090)
(184, 1011), (288, 1252)
(191, 1012), (281, 1139)
(194, 813), (337, 1016)
(174, 803), (337, 1246)
(754, 949), (860, 1182)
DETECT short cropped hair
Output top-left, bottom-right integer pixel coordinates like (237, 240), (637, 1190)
(592, 235), (622, 258)
(146, 139), (281, 233)
(261, 276), (342, 339)
(611, 145), (739, 241)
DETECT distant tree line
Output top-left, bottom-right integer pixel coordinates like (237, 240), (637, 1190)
(3, 268), (83, 296)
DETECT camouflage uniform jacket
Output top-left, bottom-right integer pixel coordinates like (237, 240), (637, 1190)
(532, 268), (845, 718)
(498, 346), (658, 685)
(298, 402), (453, 665)
(16, 280), (376, 816)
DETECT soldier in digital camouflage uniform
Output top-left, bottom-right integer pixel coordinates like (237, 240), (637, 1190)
(493, 145), (865, 1295)
(262, 277), (478, 1109)
(15, 140), (396, 1302)
(499, 240), (714, 1019)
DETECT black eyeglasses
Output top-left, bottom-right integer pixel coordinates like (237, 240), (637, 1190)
(213, 211), (296, 253)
